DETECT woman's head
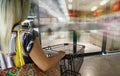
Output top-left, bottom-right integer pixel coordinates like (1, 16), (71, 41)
(0, 0), (30, 54)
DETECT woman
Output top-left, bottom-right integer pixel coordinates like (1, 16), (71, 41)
(0, 0), (65, 75)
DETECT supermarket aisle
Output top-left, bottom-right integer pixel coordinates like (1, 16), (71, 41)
(80, 53), (120, 76)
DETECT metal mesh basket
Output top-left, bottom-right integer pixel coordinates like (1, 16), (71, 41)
(43, 43), (85, 76)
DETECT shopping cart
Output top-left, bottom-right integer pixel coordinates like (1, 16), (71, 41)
(43, 43), (85, 76)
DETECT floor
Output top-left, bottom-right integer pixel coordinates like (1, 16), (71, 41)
(80, 53), (120, 76)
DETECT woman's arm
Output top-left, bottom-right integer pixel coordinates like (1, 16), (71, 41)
(29, 38), (65, 71)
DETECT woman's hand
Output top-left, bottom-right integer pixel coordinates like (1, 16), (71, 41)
(58, 51), (65, 58)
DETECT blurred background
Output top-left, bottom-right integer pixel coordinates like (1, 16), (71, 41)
(24, 0), (120, 54)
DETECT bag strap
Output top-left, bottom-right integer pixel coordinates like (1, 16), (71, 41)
(15, 26), (25, 67)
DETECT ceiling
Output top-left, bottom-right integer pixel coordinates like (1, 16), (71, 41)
(65, 0), (117, 11)
(31, 0), (120, 23)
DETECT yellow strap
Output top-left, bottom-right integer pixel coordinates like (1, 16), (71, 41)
(15, 27), (25, 67)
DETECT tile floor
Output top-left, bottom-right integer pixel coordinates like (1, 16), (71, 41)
(41, 32), (101, 53)
(80, 53), (120, 76)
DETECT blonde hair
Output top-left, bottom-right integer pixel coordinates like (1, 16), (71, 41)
(0, 0), (30, 54)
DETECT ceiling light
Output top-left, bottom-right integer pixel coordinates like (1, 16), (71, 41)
(100, 0), (109, 6)
(68, 4), (72, 10)
(68, 0), (73, 3)
(91, 6), (97, 11)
